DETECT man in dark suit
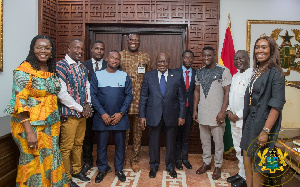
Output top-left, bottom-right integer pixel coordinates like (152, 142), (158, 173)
(139, 53), (186, 179)
(175, 50), (196, 170)
(81, 41), (108, 174)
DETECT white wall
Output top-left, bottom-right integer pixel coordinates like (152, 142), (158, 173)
(0, 0), (38, 136)
(219, 0), (300, 63)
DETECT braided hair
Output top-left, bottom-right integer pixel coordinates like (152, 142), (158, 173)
(25, 35), (56, 73)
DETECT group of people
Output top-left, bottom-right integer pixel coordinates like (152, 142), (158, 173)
(5, 32), (285, 187)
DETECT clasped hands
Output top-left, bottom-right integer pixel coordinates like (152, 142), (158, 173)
(101, 113), (123, 125)
(82, 103), (93, 118)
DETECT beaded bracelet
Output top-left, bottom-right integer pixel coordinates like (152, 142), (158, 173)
(20, 118), (30, 123)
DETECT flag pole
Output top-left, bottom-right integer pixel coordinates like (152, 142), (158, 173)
(228, 12), (231, 28)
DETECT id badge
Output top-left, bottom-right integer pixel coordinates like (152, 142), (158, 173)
(138, 67), (145, 73)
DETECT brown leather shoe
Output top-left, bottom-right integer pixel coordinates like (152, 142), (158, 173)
(131, 162), (141, 172)
(196, 163), (211, 174)
(212, 167), (221, 180)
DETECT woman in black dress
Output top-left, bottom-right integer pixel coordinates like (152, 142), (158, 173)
(240, 36), (285, 187)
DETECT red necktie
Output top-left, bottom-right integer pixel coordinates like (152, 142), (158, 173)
(185, 71), (189, 107)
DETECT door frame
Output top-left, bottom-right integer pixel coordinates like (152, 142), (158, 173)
(85, 23), (188, 61)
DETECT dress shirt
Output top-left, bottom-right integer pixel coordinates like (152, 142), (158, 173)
(92, 58), (103, 71)
(158, 69), (169, 83)
(227, 68), (253, 128)
(182, 66), (192, 85)
(58, 54), (91, 113)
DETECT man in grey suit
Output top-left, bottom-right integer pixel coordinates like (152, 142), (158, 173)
(139, 53), (186, 179)
(81, 41), (109, 174)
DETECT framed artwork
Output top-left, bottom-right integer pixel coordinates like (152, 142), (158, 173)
(246, 20), (300, 86)
(0, 0), (3, 72)
(247, 20), (300, 129)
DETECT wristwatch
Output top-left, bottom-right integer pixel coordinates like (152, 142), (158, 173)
(120, 112), (125, 116)
(263, 127), (270, 133)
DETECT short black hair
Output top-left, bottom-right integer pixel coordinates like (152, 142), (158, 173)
(91, 40), (104, 48)
(69, 39), (83, 47)
(203, 46), (215, 52)
(182, 50), (194, 57)
(25, 35), (56, 73)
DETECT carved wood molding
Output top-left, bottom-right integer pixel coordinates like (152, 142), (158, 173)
(39, 0), (220, 68)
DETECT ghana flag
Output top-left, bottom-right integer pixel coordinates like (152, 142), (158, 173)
(219, 15), (237, 158)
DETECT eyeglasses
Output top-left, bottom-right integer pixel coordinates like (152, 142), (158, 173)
(35, 46), (52, 52)
(157, 61), (169, 64)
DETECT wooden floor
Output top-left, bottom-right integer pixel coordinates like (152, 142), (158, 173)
(71, 145), (300, 187)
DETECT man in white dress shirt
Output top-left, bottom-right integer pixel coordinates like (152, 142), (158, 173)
(226, 50), (252, 187)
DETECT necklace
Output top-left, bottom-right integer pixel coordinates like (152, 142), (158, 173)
(248, 67), (265, 106)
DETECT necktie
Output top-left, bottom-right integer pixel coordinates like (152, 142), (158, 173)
(160, 73), (166, 95)
(95, 62), (99, 71)
(185, 70), (190, 107)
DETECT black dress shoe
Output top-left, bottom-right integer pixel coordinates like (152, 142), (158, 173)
(95, 172), (107, 183)
(69, 179), (79, 187)
(167, 169), (177, 178)
(105, 165), (112, 173)
(115, 171), (126, 182)
(149, 169), (157, 178)
(227, 173), (241, 183)
(232, 177), (247, 187)
(81, 162), (93, 174)
(182, 160), (192, 169)
(72, 172), (91, 181)
(176, 161), (183, 170)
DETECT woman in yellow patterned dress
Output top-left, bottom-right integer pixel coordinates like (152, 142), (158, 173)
(4, 35), (69, 186)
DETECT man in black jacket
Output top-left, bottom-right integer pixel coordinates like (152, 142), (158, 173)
(175, 50), (196, 170)
(81, 41), (110, 174)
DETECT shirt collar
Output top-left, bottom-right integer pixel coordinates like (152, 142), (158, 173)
(92, 58), (103, 64)
(182, 65), (192, 72)
(65, 54), (79, 65)
(158, 69), (169, 76)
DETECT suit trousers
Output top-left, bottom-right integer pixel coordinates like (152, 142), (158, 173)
(176, 107), (193, 161)
(125, 114), (142, 163)
(96, 130), (126, 172)
(231, 121), (245, 178)
(199, 124), (225, 168)
(82, 116), (95, 165)
(148, 119), (178, 170)
(60, 117), (86, 179)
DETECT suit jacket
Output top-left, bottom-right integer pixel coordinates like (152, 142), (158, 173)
(83, 58), (108, 82)
(139, 69), (186, 127)
(243, 67), (285, 134)
(175, 67), (196, 114)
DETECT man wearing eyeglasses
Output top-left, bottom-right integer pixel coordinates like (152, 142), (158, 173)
(120, 33), (151, 172)
(139, 53), (186, 179)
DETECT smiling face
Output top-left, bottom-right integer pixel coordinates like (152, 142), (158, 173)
(156, 53), (169, 73)
(234, 51), (249, 73)
(182, 52), (194, 69)
(202, 49), (216, 69)
(34, 39), (52, 64)
(68, 40), (84, 62)
(127, 34), (140, 53)
(106, 51), (121, 70)
(255, 39), (271, 64)
(91, 42), (105, 61)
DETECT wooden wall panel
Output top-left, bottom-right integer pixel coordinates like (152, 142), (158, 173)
(0, 134), (19, 187)
(39, 0), (220, 153)
(38, 0), (57, 43)
(41, 0), (220, 67)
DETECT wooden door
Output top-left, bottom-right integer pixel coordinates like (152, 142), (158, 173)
(89, 28), (185, 147)
(122, 34), (183, 69)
